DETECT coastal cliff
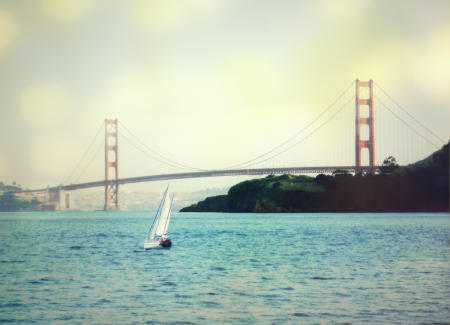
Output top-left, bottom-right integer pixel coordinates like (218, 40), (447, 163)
(180, 142), (449, 213)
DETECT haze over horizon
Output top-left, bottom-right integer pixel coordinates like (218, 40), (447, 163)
(0, 0), (449, 193)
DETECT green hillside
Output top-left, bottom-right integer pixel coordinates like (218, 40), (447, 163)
(181, 142), (449, 213)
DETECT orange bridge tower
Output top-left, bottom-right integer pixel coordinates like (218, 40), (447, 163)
(104, 119), (119, 210)
(355, 79), (375, 169)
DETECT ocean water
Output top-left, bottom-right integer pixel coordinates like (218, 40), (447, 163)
(0, 212), (449, 324)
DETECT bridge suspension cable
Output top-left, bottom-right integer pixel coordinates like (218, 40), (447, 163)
(231, 95), (355, 169)
(118, 123), (206, 172)
(374, 82), (446, 144)
(116, 81), (356, 172)
(62, 121), (104, 185)
(72, 140), (104, 183)
(222, 81), (355, 169)
(374, 95), (441, 149)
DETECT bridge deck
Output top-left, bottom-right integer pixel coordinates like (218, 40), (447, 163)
(21, 166), (381, 193)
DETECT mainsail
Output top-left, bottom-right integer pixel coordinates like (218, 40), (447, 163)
(147, 185), (172, 241)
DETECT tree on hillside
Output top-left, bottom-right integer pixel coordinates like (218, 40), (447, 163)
(381, 156), (399, 174)
(0, 192), (20, 211)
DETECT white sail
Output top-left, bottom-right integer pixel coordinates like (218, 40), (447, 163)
(154, 192), (171, 237)
(146, 185), (172, 241)
(162, 195), (174, 235)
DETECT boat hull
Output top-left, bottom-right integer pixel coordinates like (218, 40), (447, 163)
(144, 240), (160, 250)
(144, 238), (172, 250)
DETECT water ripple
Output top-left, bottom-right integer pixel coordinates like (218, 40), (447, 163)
(0, 211), (448, 324)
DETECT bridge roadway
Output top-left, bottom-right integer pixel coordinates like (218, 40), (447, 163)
(23, 166), (380, 193)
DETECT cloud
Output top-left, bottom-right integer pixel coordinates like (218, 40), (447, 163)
(414, 26), (450, 101)
(2, 0), (449, 189)
(319, 0), (372, 21)
(0, 152), (11, 182)
(29, 134), (91, 183)
(129, 0), (225, 34)
(351, 40), (415, 91)
(84, 68), (162, 127)
(0, 8), (18, 54)
(19, 83), (72, 128)
(38, 0), (93, 23)
(220, 52), (286, 111)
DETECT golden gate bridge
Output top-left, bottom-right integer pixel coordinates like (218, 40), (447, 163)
(19, 80), (447, 210)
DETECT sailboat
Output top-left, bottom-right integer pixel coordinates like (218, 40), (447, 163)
(144, 185), (173, 249)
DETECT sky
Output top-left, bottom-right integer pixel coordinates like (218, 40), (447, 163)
(0, 0), (449, 193)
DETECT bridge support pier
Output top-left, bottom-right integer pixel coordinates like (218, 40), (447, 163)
(44, 187), (73, 210)
(58, 188), (74, 210)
